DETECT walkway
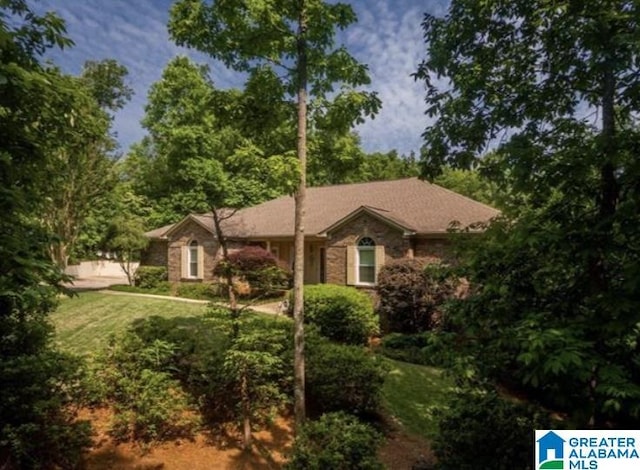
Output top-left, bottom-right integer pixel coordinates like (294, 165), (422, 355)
(95, 289), (283, 316)
(64, 275), (283, 315)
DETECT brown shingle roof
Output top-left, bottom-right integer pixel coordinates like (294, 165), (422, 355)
(151, 178), (499, 239)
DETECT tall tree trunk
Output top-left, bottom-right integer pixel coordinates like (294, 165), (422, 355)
(293, 1), (308, 429)
(587, 50), (619, 428)
(211, 207), (239, 332)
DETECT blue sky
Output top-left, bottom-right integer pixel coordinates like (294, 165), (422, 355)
(33, 0), (449, 156)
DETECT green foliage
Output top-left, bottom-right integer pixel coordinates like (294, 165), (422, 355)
(306, 337), (387, 417)
(104, 215), (149, 285)
(433, 166), (501, 208)
(89, 332), (198, 442)
(415, 1), (640, 427)
(168, 0), (381, 192)
(447, 214), (640, 424)
(432, 388), (550, 470)
(379, 332), (459, 369)
(175, 282), (221, 300)
(0, 349), (93, 470)
(0, 2), (94, 467)
(134, 266), (168, 289)
(377, 260), (456, 334)
(128, 312), (293, 429)
(285, 412), (383, 470)
(80, 59), (133, 113)
(292, 284), (378, 345)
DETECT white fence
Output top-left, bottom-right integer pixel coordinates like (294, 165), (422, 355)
(65, 260), (138, 279)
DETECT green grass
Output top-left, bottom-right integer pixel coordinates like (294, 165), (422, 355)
(52, 292), (209, 355)
(382, 358), (455, 440)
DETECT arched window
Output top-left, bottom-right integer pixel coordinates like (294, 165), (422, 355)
(357, 237), (376, 284)
(189, 240), (199, 278)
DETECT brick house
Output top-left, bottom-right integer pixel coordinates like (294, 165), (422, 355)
(142, 178), (499, 286)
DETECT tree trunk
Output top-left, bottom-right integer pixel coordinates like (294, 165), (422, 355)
(241, 369), (252, 450)
(293, 1), (308, 429)
(586, 46), (619, 428)
(211, 207), (239, 328)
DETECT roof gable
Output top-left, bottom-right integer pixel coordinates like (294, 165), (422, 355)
(320, 205), (416, 236)
(163, 214), (215, 239)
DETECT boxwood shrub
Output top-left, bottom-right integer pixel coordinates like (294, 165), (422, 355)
(286, 412), (383, 470)
(134, 266), (168, 289)
(291, 284), (378, 345)
(306, 336), (387, 417)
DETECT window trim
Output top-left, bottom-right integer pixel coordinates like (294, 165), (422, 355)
(188, 240), (199, 279)
(356, 237), (376, 286)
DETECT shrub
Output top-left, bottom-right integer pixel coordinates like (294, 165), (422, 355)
(377, 259), (456, 334)
(90, 332), (198, 443)
(0, 350), (93, 469)
(432, 388), (551, 470)
(134, 266), (168, 289)
(286, 412), (383, 470)
(214, 246), (292, 297)
(128, 312), (293, 428)
(175, 282), (219, 300)
(306, 336), (387, 417)
(291, 284), (378, 345)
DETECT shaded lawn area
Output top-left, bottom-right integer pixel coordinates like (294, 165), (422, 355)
(382, 358), (455, 440)
(52, 292), (209, 355)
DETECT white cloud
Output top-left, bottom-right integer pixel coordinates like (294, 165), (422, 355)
(32, 0), (450, 157)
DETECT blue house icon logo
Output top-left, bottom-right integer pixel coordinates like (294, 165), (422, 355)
(537, 431), (565, 469)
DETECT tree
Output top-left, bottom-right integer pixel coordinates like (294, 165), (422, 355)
(42, 59), (133, 268)
(433, 166), (500, 208)
(1, 1), (92, 466)
(415, 1), (640, 427)
(80, 59), (133, 113)
(104, 216), (149, 286)
(169, 0), (380, 427)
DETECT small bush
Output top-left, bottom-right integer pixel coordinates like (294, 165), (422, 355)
(0, 350), (93, 469)
(306, 336), (387, 417)
(90, 333), (198, 443)
(175, 282), (219, 300)
(134, 266), (168, 289)
(377, 259), (456, 334)
(291, 284), (378, 345)
(214, 246), (292, 297)
(286, 412), (383, 470)
(432, 388), (551, 470)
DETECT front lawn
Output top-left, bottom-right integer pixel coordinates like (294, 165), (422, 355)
(382, 358), (455, 440)
(52, 292), (208, 354)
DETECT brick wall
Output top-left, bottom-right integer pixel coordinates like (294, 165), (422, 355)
(413, 238), (452, 265)
(325, 213), (407, 285)
(167, 221), (218, 282)
(141, 240), (167, 267)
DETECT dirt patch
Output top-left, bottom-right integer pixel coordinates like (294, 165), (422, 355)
(80, 408), (292, 470)
(377, 414), (436, 470)
(79, 408), (434, 469)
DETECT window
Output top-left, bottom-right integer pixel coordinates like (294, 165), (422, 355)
(357, 237), (376, 284)
(346, 240), (384, 286)
(189, 240), (199, 278)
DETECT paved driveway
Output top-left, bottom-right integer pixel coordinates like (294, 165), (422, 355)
(64, 275), (129, 291)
